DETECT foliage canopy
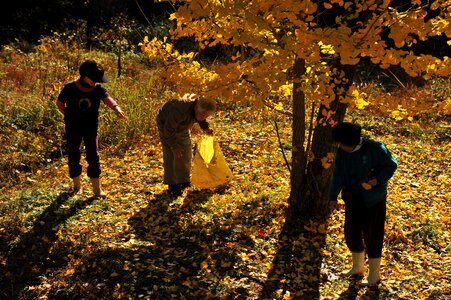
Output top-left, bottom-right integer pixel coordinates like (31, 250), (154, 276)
(142, 0), (451, 117)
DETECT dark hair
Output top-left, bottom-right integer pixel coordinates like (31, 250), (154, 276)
(79, 60), (109, 83)
(332, 122), (361, 146)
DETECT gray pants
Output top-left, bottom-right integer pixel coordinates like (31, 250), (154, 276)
(159, 130), (192, 185)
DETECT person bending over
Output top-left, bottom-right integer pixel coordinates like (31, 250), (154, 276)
(329, 122), (397, 286)
(156, 94), (216, 196)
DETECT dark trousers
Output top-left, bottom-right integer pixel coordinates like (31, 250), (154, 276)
(66, 126), (101, 179)
(344, 195), (386, 258)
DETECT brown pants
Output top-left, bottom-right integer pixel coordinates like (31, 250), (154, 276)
(159, 130), (192, 185)
(344, 195), (386, 258)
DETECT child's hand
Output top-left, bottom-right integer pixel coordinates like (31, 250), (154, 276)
(367, 178), (378, 186)
(362, 168), (377, 190)
(361, 178), (377, 190)
(114, 106), (126, 119)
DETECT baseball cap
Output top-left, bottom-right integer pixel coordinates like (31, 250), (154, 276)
(79, 60), (110, 83)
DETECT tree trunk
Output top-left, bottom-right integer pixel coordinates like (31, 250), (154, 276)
(300, 100), (347, 219)
(288, 59), (356, 224)
(288, 58), (306, 224)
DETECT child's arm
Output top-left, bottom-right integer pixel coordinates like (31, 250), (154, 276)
(104, 96), (126, 119)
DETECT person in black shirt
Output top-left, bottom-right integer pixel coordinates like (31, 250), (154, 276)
(56, 60), (125, 197)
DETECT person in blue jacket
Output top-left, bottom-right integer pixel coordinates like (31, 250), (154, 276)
(329, 122), (397, 286)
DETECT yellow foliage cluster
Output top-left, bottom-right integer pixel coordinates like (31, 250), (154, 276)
(141, 0), (451, 116)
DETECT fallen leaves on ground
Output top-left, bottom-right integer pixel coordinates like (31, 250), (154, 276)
(0, 112), (450, 299)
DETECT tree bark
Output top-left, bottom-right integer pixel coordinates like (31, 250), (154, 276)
(300, 100), (347, 219)
(288, 58), (306, 224)
(302, 61), (355, 219)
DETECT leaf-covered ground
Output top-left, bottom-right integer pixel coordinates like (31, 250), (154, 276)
(0, 111), (450, 299)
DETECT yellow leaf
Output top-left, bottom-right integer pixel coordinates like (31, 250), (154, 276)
(361, 182), (372, 190)
(65, 268), (75, 276)
(275, 102), (284, 111)
(201, 261), (209, 270)
(351, 88), (369, 109)
(283, 291), (293, 300)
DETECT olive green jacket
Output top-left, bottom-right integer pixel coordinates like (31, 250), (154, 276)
(156, 99), (209, 148)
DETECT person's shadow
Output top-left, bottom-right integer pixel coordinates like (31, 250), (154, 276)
(41, 189), (260, 299)
(126, 189), (231, 297)
(1, 192), (95, 299)
(336, 277), (363, 299)
(337, 280), (382, 300)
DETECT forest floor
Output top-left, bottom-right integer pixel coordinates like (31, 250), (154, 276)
(0, 109), (450, 299)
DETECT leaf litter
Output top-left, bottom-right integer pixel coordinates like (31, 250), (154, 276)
(0, 111), (450, 299)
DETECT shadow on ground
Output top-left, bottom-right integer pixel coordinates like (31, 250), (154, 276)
(0, 192), (95, 299)
(1, 189), (337, 299)
(258, 219), (328, 299)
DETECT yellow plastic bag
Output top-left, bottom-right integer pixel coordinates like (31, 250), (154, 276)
(198, 135), (215, 164)
(191, 135), (233, 189)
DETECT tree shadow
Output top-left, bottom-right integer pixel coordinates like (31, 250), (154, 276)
(40, 189), (271, 299)
(1, 192), (95, 299)
(259, 219), (328, 299)
(4, 188), (331, 299)
(126, 189), (255, 298)
(40, 190), (223, 298)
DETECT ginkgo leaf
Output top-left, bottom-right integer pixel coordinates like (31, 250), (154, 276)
(201, 261), (209, 270)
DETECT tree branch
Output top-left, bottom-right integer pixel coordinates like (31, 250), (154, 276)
(274, 119), (291, 174)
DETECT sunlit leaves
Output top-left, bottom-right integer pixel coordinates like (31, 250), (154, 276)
(389, 105), (412, 121)
(141, 0), (450, 122)
(350, 87), (369, 109)
(321, 152), (335, 169)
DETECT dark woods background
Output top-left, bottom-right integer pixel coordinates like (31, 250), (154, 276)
(0, 0), (173, 49)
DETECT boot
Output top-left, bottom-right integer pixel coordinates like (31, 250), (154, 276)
(361, 257), (381, 286)
(341, 252), (365, 277)
(91, 178), (106, 198)
(71, 175), (82, 195)
(168, 184), (182, 197)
